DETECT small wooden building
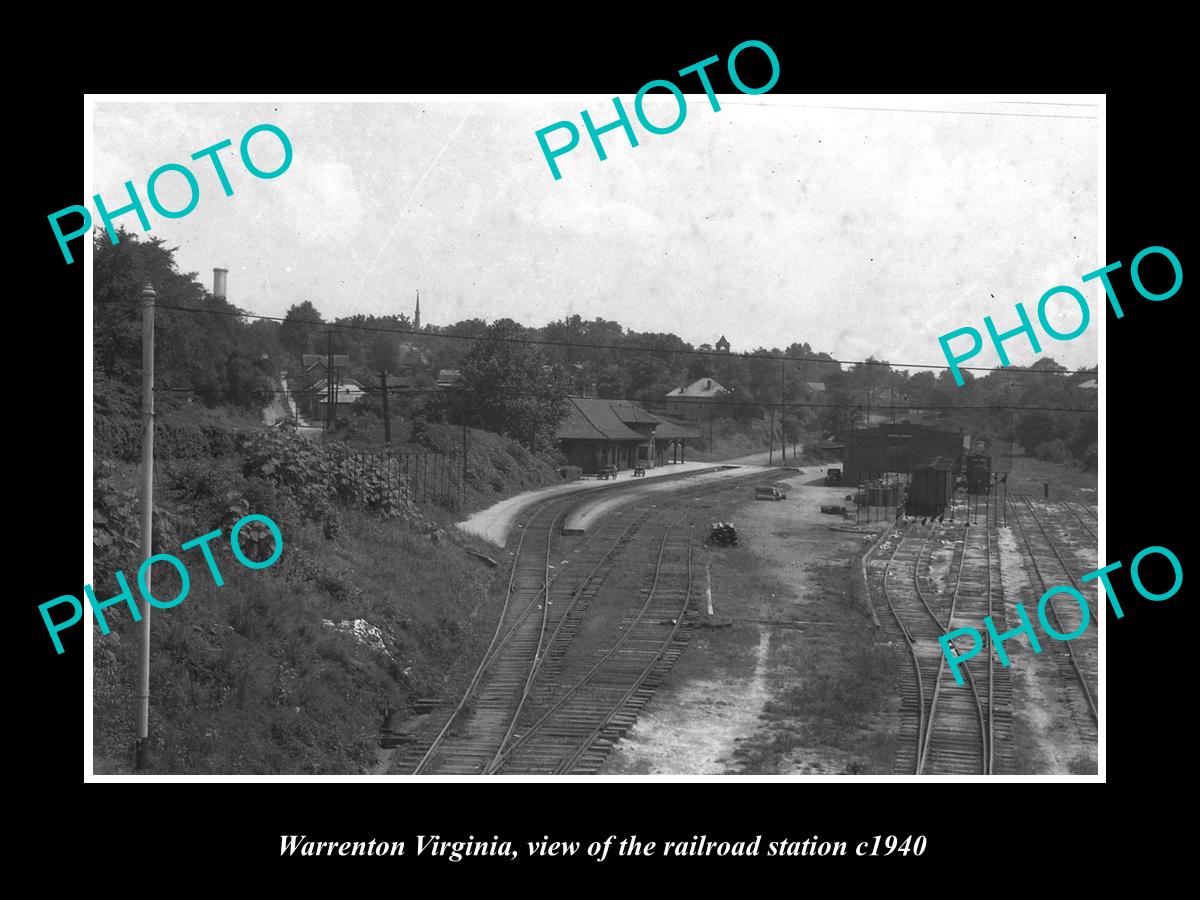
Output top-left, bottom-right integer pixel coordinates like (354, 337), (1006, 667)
(557, 397), (700, 475)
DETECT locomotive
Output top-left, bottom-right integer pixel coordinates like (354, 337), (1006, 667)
(964, 439), (992, 495)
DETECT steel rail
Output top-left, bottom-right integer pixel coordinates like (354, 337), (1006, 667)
(880, 528), (928, 770)
(1065, 500), (1098, 542)
(490, 526), (682, 772)
(1015, 494), (1095, 617)
(1008, 496), (1098, 722)
(481, 510), (652, 773)
(554, 526), (695, 775)
(916, 524), (989, 775)
(411, 498), (557, 774)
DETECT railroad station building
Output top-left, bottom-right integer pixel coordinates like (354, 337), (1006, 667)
(556, 397), (700, 474)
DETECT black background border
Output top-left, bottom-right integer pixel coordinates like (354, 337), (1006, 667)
(17, 25), (1188, 876)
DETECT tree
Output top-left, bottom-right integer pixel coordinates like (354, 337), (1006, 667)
(367, 329), (399, 375)
(1015, 411), (1064, 454)
(279, 301), (324, 360)
(1069, 412), (1098, 460)
(590, 361), (631, 399)
(452, 319), (569, 452)
(93, 228), (273, 410)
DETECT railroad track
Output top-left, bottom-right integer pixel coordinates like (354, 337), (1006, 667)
(404, 495), (652, 774)
(921, 521), (1013, 774)
(1007, 494), (1098, 726)
(1064, 500), (1098, 542)
(395, 467), (769, 774)
(488, 525), (696, 774)
(875, 521), (1010, 774)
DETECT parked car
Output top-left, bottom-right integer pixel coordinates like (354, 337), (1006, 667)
(826, 467), (842, 485)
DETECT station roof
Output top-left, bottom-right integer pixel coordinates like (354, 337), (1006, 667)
(557, 397), (700, 441)
(557, 398), (647, 441)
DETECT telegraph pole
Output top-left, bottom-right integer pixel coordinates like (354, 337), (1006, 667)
(380, 371), (391, 445)
(325, 331), (334, 432)
(135, 282), (156, 770)
(779, 358), (787, 464)
(333, 366), (342, 431)
(890, 370), (895, 423)
(768, 406), (775, 466)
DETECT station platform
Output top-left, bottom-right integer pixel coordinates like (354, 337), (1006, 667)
(457, 462), (727, 545)
(559, 465), (761, 535)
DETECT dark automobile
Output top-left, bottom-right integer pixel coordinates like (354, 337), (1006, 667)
(826, 467), (842, 485)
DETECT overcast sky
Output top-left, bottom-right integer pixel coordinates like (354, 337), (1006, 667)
(92, 97), (1099, 372)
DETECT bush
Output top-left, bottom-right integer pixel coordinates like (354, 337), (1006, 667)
(242, 429), (410, 521)
(1079, 443), (1097, 472)
(93, 459), (197, 592)
(95, 414), (247, 462)
(1034, 439), (1069, 464)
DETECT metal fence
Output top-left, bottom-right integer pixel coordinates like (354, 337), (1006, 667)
(330, 449), (461, 511)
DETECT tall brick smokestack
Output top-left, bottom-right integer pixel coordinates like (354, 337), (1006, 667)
(213, 267), (228, 299)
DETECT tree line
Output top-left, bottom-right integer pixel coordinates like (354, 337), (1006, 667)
(93, 232), (1097, 463)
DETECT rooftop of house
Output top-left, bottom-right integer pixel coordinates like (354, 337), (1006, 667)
(665, 377), (729, 398)
(301, 354), (351, 370)
(307, 376), (367, 397)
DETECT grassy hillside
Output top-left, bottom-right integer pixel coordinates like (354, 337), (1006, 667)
(92, 403), (563, 774)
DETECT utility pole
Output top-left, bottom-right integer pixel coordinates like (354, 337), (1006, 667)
(779, 358), (786, 464)
(461, 413), (468, 511)
(325, 331), (333, 432)
(136, 282), (156, 770)
(332, 366), (341, 432)
(768, 406), (775, 466)
(380, 371), (391, 445)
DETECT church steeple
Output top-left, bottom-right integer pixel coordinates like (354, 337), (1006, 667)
(414, 290), (421, 331)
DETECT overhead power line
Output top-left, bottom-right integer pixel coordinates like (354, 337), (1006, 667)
(152, 303), (1100, 378)
(150, 385), (1099, 413)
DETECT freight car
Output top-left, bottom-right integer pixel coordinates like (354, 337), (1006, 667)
(908, 456), (956, 517)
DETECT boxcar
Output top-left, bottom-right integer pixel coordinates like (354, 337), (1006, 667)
(908, 457), (956, 517)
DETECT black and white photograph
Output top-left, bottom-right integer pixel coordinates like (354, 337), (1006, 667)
(84, 94), (1101, 779)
